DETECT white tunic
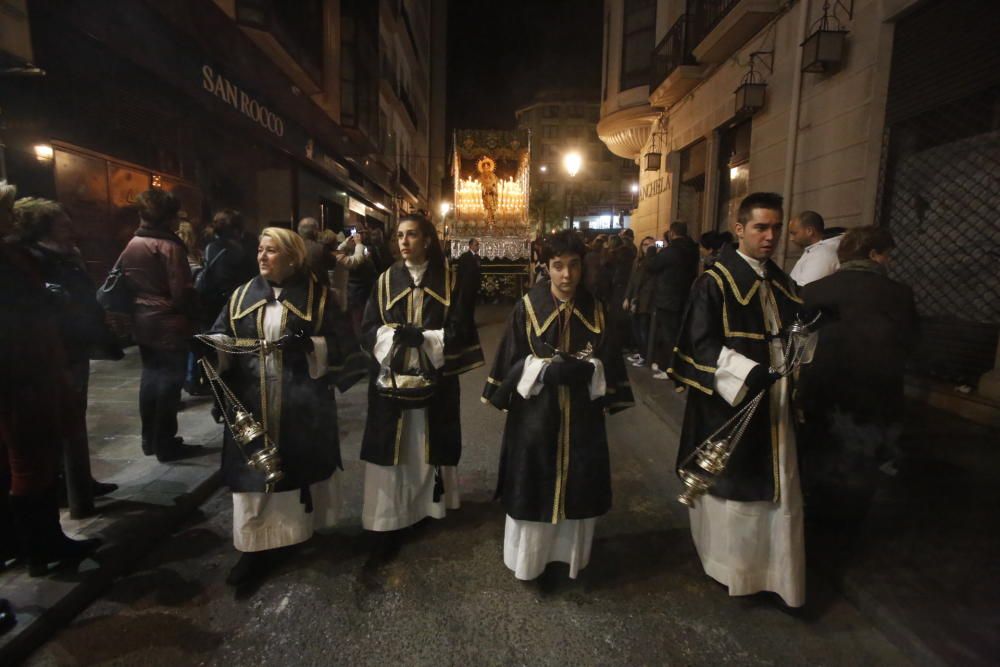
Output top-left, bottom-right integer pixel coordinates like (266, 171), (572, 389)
(502, 333), (607, 581)
(361, 261), (460, 532)
(215, 286), (341, 553)
(688, 251), (807, 607)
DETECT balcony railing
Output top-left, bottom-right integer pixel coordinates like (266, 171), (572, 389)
(688, 0), (742, 44)
(649, 14), (696, 91)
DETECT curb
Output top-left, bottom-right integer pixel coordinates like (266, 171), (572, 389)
(0, 470), (222, 666)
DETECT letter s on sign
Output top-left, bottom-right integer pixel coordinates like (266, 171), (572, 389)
(202, 65), (215, 92)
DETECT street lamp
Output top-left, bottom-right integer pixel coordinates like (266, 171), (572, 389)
(563, 151), (582, 229)
(439, 201), (451, 218)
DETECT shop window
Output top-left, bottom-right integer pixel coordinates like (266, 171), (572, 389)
(620, 0), (655, 91)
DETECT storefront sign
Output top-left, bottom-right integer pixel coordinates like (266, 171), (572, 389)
(201, 64), (285, 137)
(638, 176), (668, 202)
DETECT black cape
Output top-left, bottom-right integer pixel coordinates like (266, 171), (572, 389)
(210, 273), (365, 493)
(483, 280), (635, 523)
(359, 259), (484, 466)
(669, 246), (803, 502)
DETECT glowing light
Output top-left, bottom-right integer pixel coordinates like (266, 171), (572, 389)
(540, 165), (548, 173)
(375, 202), (388, 211)
(439, 201), (452, 217)
(33, 144), (54, 161)
(563, 151), (582, 178)
(630, 182), (639, 193)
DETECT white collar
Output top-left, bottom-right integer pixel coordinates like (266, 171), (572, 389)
(405, 260), (429, 286)
(736, 249), (767, 277)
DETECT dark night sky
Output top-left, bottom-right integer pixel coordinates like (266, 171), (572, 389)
(446, 0), (604, 132)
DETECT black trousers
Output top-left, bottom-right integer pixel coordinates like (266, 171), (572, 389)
(138, 346), (187, 455)
(652, 308), (681, 369)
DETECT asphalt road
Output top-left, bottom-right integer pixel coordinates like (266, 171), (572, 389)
(26, 305), (910, 666)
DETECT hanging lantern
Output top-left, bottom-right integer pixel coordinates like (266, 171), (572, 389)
(801, 1), (848, 73)
(734, 62), (767, 117)
(645, 151), (662, 172)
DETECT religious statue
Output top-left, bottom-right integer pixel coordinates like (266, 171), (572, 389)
(478, 156), (499, 227)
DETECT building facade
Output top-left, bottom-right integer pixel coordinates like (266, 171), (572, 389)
(516, 90), (638, 234)
(599, 0), (1000, 419)
(0, 0), (445, 279)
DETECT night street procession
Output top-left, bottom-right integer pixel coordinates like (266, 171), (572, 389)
(1, 0), (998, 665)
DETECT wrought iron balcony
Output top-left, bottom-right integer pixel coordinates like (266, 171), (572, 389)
(649, 14), (706, 108)
(688, 0), (780, 64)
(650, 15), (696, 91)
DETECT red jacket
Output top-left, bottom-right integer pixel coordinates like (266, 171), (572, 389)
(120, 226), (196, 350)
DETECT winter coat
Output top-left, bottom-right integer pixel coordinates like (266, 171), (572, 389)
(120, 226), (196, 351)
(646, 236), (699, 312)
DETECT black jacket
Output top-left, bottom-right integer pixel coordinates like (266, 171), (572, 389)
(646, 236), (699, 312)
(799, 265), (918, 424)
(199, 236), (257, 324)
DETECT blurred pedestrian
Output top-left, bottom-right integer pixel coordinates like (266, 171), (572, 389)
(204, 227), (362, 585)
(297, 217), (332, 286)
(337, 226), (378, 336)
(197, 209), (256, 327)
(119, 189), (203, 461)
(584, 235), (610, 303)
(12, 197), (122, 508)
(456, 237), (482, 303)
(798, 226), (918, 571)
(0, 181), (100, 578)
(788, 210), (841, 286)
(624, 237), (657, 366)
(319, 229), (349, 311)
(646, 222), (699, 380)
(607, 235), (634, 348)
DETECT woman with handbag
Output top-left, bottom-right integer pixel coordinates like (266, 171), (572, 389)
(359, 213), (483, 543)
(204, 227), (363, 586)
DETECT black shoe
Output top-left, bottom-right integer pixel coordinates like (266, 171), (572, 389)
(226, 551), (271, 586)
(92, 479), (119, 497)
(0, 599), (15, 636)
(143, 436), (184, 456)
(27, 535), (102, 577)
(10, 490), (101, 577)
(156, 442), (205, 462)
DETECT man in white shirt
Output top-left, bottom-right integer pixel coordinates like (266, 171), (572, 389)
(788, 211), (840, 286)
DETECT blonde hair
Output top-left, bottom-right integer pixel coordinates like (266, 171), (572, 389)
(176, 221), (202, 263)
(260, 226), (307, 272)
(12, 197), (66, 242)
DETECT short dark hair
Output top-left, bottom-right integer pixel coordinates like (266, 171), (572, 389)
(621, 228), (635, 239)
(699, 230), (719, 250)
(718, 231), (734, 246)
(212, 209), (244, 238)
(468, 237), (478, 245)
(737, 192), (783, 226)
(670, 221), (688, 237)
(135, 189), (180, 228)
(541, 229), (587, 263)
(837, 225), (896, 262)
(398, 212), (444, 265)
(796, 210), (825, 234)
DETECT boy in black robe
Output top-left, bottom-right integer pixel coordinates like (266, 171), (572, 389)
(483, 230), (633, 580)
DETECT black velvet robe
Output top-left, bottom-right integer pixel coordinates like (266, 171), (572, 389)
(210, 274), (365, 493)
(669, 245), (803, 502)
(483, 280), (635, 523)
(360, 259), (484, 466)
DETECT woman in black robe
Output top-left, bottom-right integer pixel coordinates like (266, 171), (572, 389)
(483, 230), (634, 580)
(207, 227), (362, 585)
(359, 213), (483, 536)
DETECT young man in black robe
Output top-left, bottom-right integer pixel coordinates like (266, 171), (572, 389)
(483, 230), (634, 580)
(669, 192), (812, 607)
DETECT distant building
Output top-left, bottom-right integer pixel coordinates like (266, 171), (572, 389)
(516, 89), (638, 233)
(598, 0), (1000, 414)
(0, 0), (446, 277)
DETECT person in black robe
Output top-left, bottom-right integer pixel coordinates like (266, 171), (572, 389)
(669, 192), (812, 607)
(359, 213), (483, 540)
(206, 227), (363, 585)
(483, 230), (634, 580)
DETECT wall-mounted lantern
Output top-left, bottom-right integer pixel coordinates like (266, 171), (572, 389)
(801, 0), (851, 73)
(734, 61), (767, 117)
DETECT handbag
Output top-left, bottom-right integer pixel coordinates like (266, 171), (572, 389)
(95, 256), (134, 315)
(375, 339), (439, 408)
(194, 246), (227, 295)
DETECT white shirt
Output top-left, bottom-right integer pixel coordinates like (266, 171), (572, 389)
(789, 235), (841, 286)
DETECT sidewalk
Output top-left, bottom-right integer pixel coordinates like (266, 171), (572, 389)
(627, 360), (1000, 667)
(0, 348), (223, 665)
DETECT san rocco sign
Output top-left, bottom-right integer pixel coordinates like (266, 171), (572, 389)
(201, 64), (285, 137)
